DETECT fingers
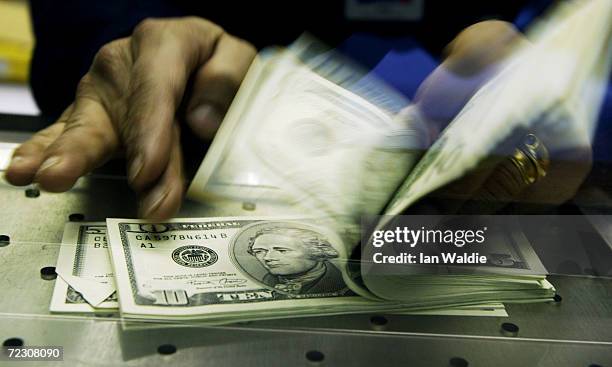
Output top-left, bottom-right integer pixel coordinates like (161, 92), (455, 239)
(33, 92), (119, 192)
(412, 21), (535, 213)
(6, 88), (120, 194)
(422, 130), (520, 214)
(443, 20), (527, 75)
(6, 36), (130, 191)
(138, 124), (184, 219)
(5, 16), (252, 219)
(455, 155), (532, 214)
(4, 105), (71, 186)
(186, 33), (256, 140)
(414, 21), (528, 132)
(519, 115), (593, 205)
(123, 18), (224, 191)
(516, 144), (592, 206)
(427, 153), (509, 214)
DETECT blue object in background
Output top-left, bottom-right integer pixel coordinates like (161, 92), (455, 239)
(338, 33), (437, 101)
(369, 47), (437, 101)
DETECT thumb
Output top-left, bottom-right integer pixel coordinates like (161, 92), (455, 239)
(186, 34), (256, 140)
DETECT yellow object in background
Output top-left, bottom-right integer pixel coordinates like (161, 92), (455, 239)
(0, 0), (34, 83)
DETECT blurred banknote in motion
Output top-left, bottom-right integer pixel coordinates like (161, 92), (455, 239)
(187, 0), (612, 227)
(186, 44), (429, 234)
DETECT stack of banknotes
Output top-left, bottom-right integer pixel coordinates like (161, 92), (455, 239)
(51, 218), (543, 322)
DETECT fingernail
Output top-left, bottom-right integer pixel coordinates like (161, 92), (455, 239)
(38, 156), (62, 172)
(187, 104), (222, 138)
(139, 186), (170, 218)
(8, 156), (26, 168)
(128, 154), (143, 183)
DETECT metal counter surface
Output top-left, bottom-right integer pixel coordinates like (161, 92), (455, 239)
(0, 126), (610, 367)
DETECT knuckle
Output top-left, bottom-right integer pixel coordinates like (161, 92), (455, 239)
(89, 41), (130, 95)
(236, 38), (257, 58)
(469, 20), (517, 34)
(76, 73), (94, 92)
(454, 20), (520, 53)
(133, 18), (162, 38)
(183, 16), (223, 34)
(75, 74), (102, 102)
(94, 42), (122, 71)
(57, 105), (74, 124)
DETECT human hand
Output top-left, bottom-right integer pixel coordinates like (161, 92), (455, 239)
(412, 20), (592, 213)
(5, 17), (256, 218)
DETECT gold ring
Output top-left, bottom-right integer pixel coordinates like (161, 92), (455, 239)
(509, 133), (550, 185)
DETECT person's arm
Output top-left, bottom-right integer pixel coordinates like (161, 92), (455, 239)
(411, 20), (592, 212)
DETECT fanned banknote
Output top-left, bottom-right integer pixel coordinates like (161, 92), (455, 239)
(187, 0), (612, 257)
(186, 47), (428, 244)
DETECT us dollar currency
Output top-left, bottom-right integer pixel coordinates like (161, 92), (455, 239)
(364, 216), (548, 278)
(186, 49), (428, 238)
(106, 217), (409, 322)
(401, 302), (507, 317)
(50, 222), (118, 313)
(384, 0), (612, 216)
(361, 217), (555, 303)
(49, 221), (510, 319)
